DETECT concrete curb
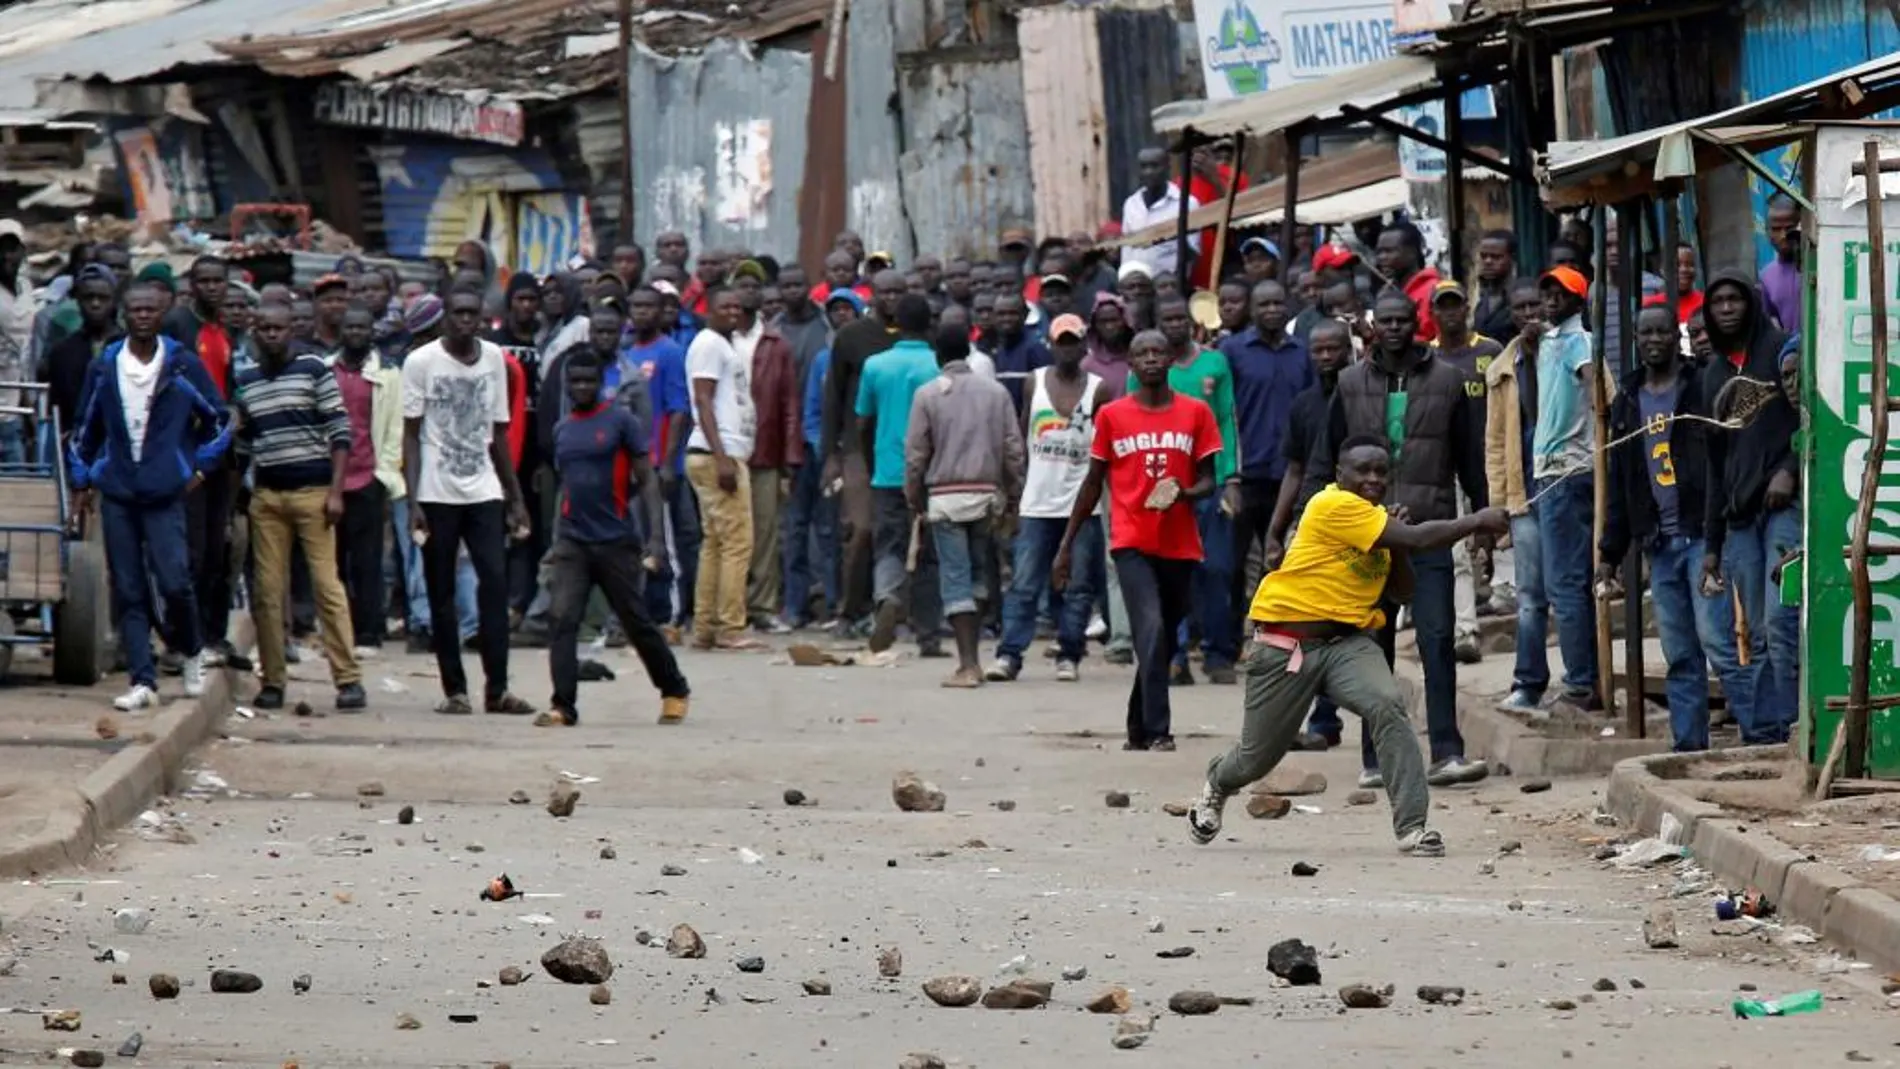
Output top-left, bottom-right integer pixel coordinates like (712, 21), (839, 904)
(1604, 745), (1900, 973)
(0, 618), (252, 878)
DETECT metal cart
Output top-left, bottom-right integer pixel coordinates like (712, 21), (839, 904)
(0, 382), (109, 684)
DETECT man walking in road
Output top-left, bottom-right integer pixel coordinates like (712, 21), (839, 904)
(537, 350), (692, 727)
(69, 281), (231, 712)
(856, 295), (947, 655)
(234, 302), (366, 712)
(402, 288), (537, 716)
(685, 287), (764, 650)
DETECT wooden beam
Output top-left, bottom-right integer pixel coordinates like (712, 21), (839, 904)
(1279, 126), (1301, 277)
(1337, 103), (1535, 183)
(1207, 131), (1248, 288)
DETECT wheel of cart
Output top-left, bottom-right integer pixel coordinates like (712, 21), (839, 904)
(0, 383), (110, 685)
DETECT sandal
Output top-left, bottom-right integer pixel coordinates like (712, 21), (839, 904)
(485, 692), (537, 716)
(533, 706), (577, 727)
(434, 694), (474, 716)
(940, 668), (984, 689)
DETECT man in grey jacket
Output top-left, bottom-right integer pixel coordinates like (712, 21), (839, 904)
(905, 323), (1026, 688)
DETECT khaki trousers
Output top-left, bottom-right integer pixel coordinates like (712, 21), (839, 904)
(686, 453), (753, 641)
(251, 486), (360, 688)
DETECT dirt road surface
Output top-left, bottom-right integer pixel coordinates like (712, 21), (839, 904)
(3, 643), (1895, 1067)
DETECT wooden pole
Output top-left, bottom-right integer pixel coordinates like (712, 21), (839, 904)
(1620, 200), (1645, 738)
(1205, 131), (1248, 288)
(1846, 139), (1890, 786)
(1591, 207), (1615, 718)
(1175, 131), (1197, 294)
(1278, 126), (1301, 278)
(617, 0), (636, 247)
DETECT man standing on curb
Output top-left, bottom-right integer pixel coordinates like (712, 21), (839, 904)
(69, 282), (231, 712)
(234, 302), (366, 713)
(537, 351), (692, 727)
(685, 287), (764, 651)
(403, 288), (537, 717)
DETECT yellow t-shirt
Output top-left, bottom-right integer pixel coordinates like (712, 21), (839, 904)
(1248, 485), (1392, 630)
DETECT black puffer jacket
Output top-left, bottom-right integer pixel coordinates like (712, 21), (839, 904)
(1700, 269), (1799, 557)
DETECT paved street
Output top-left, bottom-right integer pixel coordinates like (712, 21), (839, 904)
(3, 639), (1896, 1068)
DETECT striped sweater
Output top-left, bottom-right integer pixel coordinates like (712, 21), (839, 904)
(233, 353), (351, 491)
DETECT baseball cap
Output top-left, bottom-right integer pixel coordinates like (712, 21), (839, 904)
(1240, 236), (1281, 260)
(0, 219), (24, 243)
(1048, 313), (1086, 341)
(1431, 279), (1468, 304)
(650, 279), (680, 299)
(1540, 265), (1589, 299)
(864, 250), (894, 268)
(1000, 228), (1033, 250)
(1311, 244), (1359, 273)
(1117, 260), (1152, 282)
(1039, 273), (1072, 290)
(312, 272), (350, 295)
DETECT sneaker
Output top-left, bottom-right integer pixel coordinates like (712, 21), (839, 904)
(352, 645), (382, 662)
(1356, 769), (1384, 790)
(112, 684), (159, 712)
(756, 616), (794, 635)
(181, 653), (206, 698)
(659, 695), (689, 724)
(285, 643), (304, 665)
(1398, 828), (1446, 857)
(1169, 662), (1195, 686)
(485, 692), (536, 715)
(1187, 781), (1229, 845)
(1085, 614), (1108, 641)
(1428, 756), (1490, 787)
(984, 658), (1020, 682)
(335, 682), (367, 711)
(1498, 688), (1543, 713)
(868, 600), (901, 653)
(534, 706), (578, 727)
(1104, 647), (1134, 666)
(1454, 637), (1482, 664)
(1149, 736), (1177, 752)
(1204, 662), (1237, 685)
(1054, 659), (1079, 682)
(253, 685), (285, 711)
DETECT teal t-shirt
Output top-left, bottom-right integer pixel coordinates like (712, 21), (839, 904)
(854, 339), (941, 488)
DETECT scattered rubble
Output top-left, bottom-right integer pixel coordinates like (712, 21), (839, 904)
(1520, 778), (1552, 794)
(542, 937), (614, 983)
(878, 946), (903, 977)
(395, 1012), (421, 1030)
(661, 863), (687, 877)
(1105, 790), (1131, 808)
(1417, 984), (1465, 1005)
(292, 973), (312, 994)
(1594, 977), (1618, 991)
(667, 925), (707, 959)
(589, 984), (612, 1005)
(210, 969), (263, 993)
(892, 771), (946, 812)
(1112, 1013), (1155, 1049)
(508, 790), (531, 805)
(148, 973), (180, 999)
(1643, 906), (1680, 949)
(982, 979), (1052, 1009)
(1290, 861), (1319, 877)
(115, 1033), (142, 1058)
(1156, 946), (1195, 959)
(599, 845), (617, 860)
(923, 975), (983, 1007)
(1062, 965), (1089, 981)
(357, 781), (385, 797)
(69, 1051), (104, 1068)
(43, 1009), (81, 1030)
(397, 805), (415, 825)
(1162, 801), (1189, 816)
(802, 977), (832, 996)
(1168, 990), (1221, 1015)
(736, 956), (765, 973)
(499, 966), (526, 986)
(784, 788), (808, 806)
(1246, 795), (1292, 820)
(993, 799), (1017, 811)
(1345, 790), (1377, 806)
(899, 1054), (946, 1069)
(1088, 987), (1133, 1014)
(547, 782), (581, 818)
(1338, 983), (1393, 1009)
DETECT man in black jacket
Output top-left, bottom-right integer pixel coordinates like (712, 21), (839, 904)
(1309, 292), (1491, 788)
(1699, 270), (1800, 744)
(821, 269), (904, 625)
(1596, 305), (1747, 752)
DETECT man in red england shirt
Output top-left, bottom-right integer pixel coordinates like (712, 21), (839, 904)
(1375, 221), (1442, 343)
(1053, 329), (1222, 752)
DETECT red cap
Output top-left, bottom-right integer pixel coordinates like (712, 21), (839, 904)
(1311, 244), (1359, 272)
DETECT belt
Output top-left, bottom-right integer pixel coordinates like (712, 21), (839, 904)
(1251, 622), (1357, 673)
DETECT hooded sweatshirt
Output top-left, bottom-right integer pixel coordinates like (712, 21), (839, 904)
(1700, 269), (1800, 558)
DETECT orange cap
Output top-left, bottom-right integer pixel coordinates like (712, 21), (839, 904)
(1048, 313), (1086, 341)
(1540, 265), (1589, 299)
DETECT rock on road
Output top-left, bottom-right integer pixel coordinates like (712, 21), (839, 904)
(3, 642), (1894, 1067)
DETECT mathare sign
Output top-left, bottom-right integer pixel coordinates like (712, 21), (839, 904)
(314, 83), (525, 147)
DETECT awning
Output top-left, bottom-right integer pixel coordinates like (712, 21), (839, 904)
(1152, 54), (1440, 138)
(1109, 141), (1400, 248)
(1236, 177), (1409, 228)
(1543, 48), (1900, 205)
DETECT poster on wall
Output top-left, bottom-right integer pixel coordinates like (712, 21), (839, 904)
(113, 121), (215, 226)
(713, 119), (773, 232)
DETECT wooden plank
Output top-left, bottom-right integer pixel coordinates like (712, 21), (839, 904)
(0, 529), (61, 602)
(0, 478), (59, 528)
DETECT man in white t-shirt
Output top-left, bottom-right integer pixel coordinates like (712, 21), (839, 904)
(401, 287), (537, 716)
(684, 285), (761, 650)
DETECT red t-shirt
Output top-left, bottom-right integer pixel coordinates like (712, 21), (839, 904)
(504, 353), (527, 469)
(1642, 289), (1705, 323)
(195, 322), (232, 398)
(1090, 394), (1223, 561)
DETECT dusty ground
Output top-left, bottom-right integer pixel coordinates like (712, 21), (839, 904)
(1, 640), (1897, 1068)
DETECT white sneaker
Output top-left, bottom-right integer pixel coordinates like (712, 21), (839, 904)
(113, 684), (159, 712)
(1085, 614), (1108, 641)
(1398, 828), (1446, 857)
(1187, 780), (1229, 845)
(1054, 659), (1079, 682)
(1357, 769), (1385, 790)
(983, 659), (1020, 683)
(181, 654), (206, 698)
(352, 645), (382, 662)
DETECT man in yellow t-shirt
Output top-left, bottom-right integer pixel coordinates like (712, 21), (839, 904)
(1187, 434), (1510, 857)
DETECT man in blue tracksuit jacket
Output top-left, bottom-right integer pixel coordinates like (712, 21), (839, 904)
(68, 280), (232, 712)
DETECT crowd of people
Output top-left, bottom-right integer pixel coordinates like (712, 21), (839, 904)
(0, 173), (1807, 850)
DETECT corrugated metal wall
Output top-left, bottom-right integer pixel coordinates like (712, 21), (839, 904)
(894, 58), (1036, 259)
(570, 96), (625, 248)
(625, 38), (813, 259)
(1097, 6), (1186, 218)
(797, 22), (848, 273)
(843, 0), (910, 259)
(1019, 6), (1108, 242)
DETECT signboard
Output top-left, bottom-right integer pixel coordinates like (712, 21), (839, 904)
(113, 121), (215, 225)
(1806, 123), (1900, 779)
(314, 82), (525, 147)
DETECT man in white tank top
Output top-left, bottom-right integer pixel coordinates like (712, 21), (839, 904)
(986, 315), (1113, 682)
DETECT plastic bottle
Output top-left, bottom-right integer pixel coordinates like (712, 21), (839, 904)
(1732, 989), (1824, 1018)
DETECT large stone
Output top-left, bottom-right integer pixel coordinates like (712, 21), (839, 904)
(1266, 938), (1321, 986)
(547, 782), (581, 818)
(1258, 765), (1328, 796)
(1246, 795), (1292, 820)
(982, 979), (1053, 1009)
(541, 937), (614, 984)
(1643, 905), (1680, 950)
(1168, 990), (1222, 1015)
(877, 946), (903, 977)
(1339, 983), (1393, 1009)
(69, 1051), (105, 1068)
(210, 969), (263, 993)
(666, 924), (707, 959)
(899, 1055), (946, 1069)
(148, 973), (180, 1000)
(42, 1009), (81, 1031)
(892, 771), (946, 813)
(1087, 986), (1133, 1014)
(1417, 984), (1466, 1005)
(922, 975), (982, 1007)
(1112, 1013), (1155, 1049)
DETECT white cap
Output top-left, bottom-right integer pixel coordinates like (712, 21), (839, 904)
(650, 279), (680, 299)
(0, 219), (23, 243)
(1117, 259), (1152, 282)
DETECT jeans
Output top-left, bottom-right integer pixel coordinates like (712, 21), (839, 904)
(1360, 548), (1465, 768)
(1116, 550), (1195, 744)
(1174, 494), (1237, 669)
(871, 487), (944, 640)
(931, 517), (993, 617)
(1534, 474), (1599, 695)
(336, 482), (386, 647)
(1226, 477), (1277, 629)
(1209, 633), (1430, 839)
(643, 472), (702, 627)
(1102, 514), (1130, 654)
(1722, 506), (1801, 743)
(185, 467), (237, 648)
(546, 536), (689, 718)
(1650, 534), (1751, 752)
(747, 466), (788, 620)
(392, 497), (477, 640)
(1510, 511), (1550, 696)
(419, 500), (511, 701)
(686, 452), (752, 642)
(781, 457), (839, 624)
(251, 486), (360, 689)
(998, 516), (1099, 664)
(102, 495), (200, 689)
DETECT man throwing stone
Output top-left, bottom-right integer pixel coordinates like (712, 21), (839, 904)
(1187, 436), (1510, 857)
